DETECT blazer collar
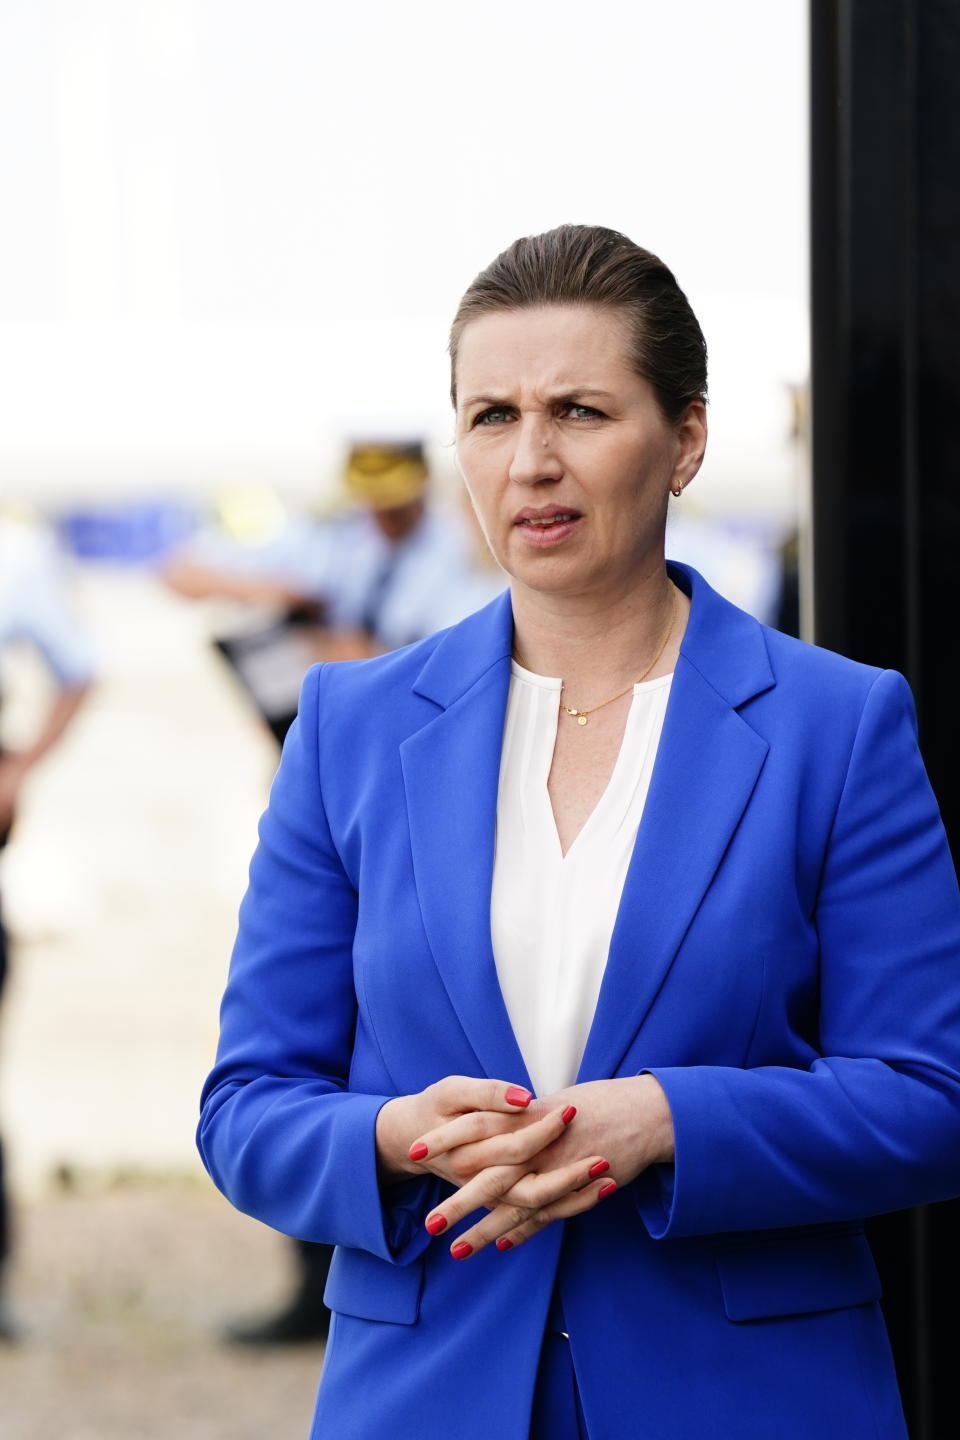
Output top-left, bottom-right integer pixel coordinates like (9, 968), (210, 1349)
(411, 588), (515, 710)
(669, 560), (775, 708)
(411, 563), (775, 714)
(401, 565), (776, 1089)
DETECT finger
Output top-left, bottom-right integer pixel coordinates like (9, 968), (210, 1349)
(480, 1175), (624, 1255)
(436, 1104), (576, 1182)
(413, 1103), (575, 1169)
(491, 1178), (619, 1255)
(501, 1156), (608, 1212)
(450, 1156), (609, 1255)
(430, 1075), (534, 1118)
(423, 1162), (525, 1239)
(408, 1108), (523, 1165)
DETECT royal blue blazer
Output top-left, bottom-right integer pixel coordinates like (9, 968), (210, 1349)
(199, 563), (960, 1440)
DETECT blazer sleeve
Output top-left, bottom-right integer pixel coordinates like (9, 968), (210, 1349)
(197, 664), (437, 1265)
(636, 668), (960, 1239)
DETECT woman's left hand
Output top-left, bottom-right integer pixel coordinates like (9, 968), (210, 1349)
(417, 1075), (674, 1258)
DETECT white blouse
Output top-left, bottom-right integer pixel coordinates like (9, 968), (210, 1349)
(490, 661), (672, 1098)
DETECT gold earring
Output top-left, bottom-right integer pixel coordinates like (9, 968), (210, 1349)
(672, 484), (684, 497)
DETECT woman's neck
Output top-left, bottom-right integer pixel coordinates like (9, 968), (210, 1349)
(510, 568), (686, 692)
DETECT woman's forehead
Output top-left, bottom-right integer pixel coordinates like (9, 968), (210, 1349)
(456, 305), (634, 393)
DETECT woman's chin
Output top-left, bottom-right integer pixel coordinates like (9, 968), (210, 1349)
(506, 562), (607, 603)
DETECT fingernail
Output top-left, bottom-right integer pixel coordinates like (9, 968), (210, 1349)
(561, 1105), (577, 1125)
(496, 1237), (514, 1251)
(505, 1085), (532, 1108)
(588, 1159), (610, 1179)
(598, 1181), (618, 1200)
(426, 1213), (448, 1235)
(408, 1142), (429, 1162)
(451, 1241), (473, 1260)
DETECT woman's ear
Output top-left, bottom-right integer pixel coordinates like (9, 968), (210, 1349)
(672, 400), (708, 494)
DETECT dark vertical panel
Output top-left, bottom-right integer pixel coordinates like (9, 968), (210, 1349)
(813, 0), (960, 843)
(913, 9), (960, 1434)
(811, 2), (960, 1436)
(812, 0), (911, 670)
(914, 4), (960, 855)
(809, 0), (845, 639)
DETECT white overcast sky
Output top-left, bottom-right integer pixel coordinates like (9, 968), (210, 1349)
(0, 0), (808, 514)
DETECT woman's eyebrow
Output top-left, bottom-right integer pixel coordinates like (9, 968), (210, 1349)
(461, 387), (615, 409)
(549, 387), (615, 403)
(461, 394), (510, 409)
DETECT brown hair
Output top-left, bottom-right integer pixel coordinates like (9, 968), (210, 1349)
(449, 224), (707, 426)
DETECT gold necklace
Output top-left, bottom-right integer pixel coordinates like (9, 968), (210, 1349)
(513, 585), (678, 727)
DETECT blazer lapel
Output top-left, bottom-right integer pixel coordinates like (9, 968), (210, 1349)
(400, 594), (533, 1087)
(578, 564), (775, 1082)
(398, 566), (776, 1091)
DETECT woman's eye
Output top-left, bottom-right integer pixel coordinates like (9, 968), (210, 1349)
(561, 402), (603, 420)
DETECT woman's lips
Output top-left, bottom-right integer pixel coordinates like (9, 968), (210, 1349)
(514, 512), (582, 547)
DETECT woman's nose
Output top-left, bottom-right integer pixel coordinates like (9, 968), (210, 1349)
(507, 417), (563, 486)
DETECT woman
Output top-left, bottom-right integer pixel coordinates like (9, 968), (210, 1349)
(198, 226), (960, 1439)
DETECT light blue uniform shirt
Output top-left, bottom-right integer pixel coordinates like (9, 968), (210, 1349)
(0, 519), (96, 689)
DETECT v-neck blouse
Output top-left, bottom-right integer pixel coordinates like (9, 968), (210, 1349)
(491, 660), (673, 1098)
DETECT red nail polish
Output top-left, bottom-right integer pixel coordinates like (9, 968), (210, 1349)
(426, 1213), (448, 1235)
(598, 1181), (618, 1200)
(408, 1142), (429, 1162)
(451, 1241), (473, 1260)
(496, 1237), (514, 1251)
(561, 1105), (577, 1125)
(505, 1085), (532, 1108)
(588, 1159), (610, 1179)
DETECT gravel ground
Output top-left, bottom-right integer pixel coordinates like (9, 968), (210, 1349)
(0, 1176), (325, 1440)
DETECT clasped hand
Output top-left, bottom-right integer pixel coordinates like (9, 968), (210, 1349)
(375, 1074), (674, 1259)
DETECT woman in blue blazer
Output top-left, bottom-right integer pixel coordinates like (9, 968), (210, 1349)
(199, 226), (960, 1439)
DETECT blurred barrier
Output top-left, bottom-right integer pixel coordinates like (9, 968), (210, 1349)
(57, 500), (195, 564)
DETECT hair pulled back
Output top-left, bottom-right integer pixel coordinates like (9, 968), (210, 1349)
(449, 224), (707, 427)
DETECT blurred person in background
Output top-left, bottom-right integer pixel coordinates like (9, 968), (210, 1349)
(0, 509), (95, 1341)
(316, 438), (502, 653)
(171, 442), (501, 1345)
(163, 440), (502, 748)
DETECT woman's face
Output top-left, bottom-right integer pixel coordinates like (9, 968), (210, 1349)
(454, 305), (706, 603)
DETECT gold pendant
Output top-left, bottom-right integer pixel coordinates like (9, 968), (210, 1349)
(562, 705), (589, 726)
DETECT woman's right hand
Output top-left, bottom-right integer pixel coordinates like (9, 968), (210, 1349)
(375, 1076), (578, 1190)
